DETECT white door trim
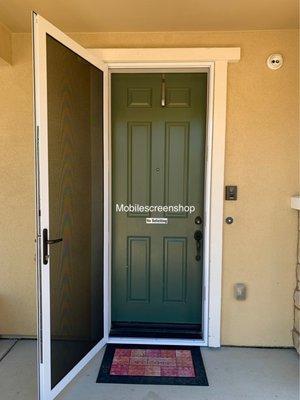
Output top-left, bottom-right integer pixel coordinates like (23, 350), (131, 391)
(33, 13), (109, 400)
(90, 48), (240, 348)
(90, 47), (240, 63)
(107, 64), (212, 349)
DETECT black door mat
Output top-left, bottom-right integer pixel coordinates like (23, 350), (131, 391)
(97, 344), (208, 386)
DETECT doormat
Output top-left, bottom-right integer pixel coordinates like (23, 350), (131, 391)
(96, 344), (208, 386)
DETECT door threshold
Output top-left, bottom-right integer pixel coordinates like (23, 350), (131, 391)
(110, 322), (202, 340)
(107, 336), (206, 347)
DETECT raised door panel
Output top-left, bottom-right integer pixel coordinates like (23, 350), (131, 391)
(163, 237), (187, 303)
(127, 87), (152, 108)
(164, 122), (190, 217)
(127, 237), (151, 302)
(127, 122), (152, 216)
(166, 87), (191, 108)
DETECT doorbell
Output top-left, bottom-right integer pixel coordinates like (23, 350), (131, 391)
(225, 185), (237, 200)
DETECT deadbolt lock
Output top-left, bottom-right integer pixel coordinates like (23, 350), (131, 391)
(195, 216), (202, 225)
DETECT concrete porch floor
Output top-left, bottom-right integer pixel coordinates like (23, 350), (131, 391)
(0, 339), (298, 400)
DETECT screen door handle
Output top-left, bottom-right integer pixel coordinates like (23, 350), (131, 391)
(47, 238), (63, 245)
(43, 228), (63, 264)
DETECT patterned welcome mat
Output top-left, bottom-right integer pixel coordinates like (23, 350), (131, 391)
(96, 344), (208, 386)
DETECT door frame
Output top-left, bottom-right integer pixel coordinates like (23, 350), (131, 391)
(108, 67), (211, 347)
(90, 48), (240, 348)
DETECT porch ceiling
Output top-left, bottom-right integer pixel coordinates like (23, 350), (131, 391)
(0, 0), (298, 33)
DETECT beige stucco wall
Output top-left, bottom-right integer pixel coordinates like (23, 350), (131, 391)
(0, 35), (35, 335)
(0, 29), (298, 346)
(0, 22), (12, 65)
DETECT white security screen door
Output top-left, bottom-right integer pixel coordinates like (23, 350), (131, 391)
(33, 13), (108, 400)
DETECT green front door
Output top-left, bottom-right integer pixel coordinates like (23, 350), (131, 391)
(112, 73), (207, 327)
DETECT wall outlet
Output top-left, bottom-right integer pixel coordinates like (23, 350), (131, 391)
(234, 283), (247, 300)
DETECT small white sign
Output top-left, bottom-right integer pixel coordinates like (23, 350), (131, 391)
(146, 218), (168, 224)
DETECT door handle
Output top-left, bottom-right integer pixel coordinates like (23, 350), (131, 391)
(47, 238), (63, 245)
(194, 230), (203, 261)
(43, 228), (63, 265)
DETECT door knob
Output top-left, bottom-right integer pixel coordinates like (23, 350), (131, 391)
(194, 230), (203, 261)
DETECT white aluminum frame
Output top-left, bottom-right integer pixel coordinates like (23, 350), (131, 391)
(33, 13), (109, 400)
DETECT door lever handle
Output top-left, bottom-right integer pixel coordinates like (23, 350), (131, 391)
(47, 238), (63, 245)
(194, 230), (203, 261)
(43, 228), (63, 264)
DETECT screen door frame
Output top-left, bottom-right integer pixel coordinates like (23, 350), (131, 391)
(33, 13), (109, 400)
